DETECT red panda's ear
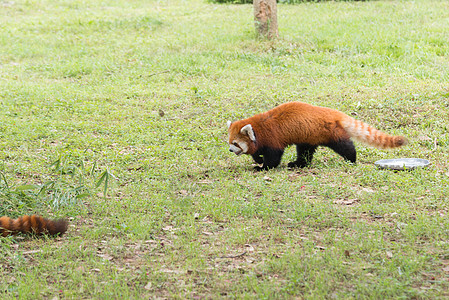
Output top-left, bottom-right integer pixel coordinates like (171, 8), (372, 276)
(240, 124), (256, 142)
(227, 121), (232, 129)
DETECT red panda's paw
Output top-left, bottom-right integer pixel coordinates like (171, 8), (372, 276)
(254, 165), (267, 172)
(252, 154), (264, 164)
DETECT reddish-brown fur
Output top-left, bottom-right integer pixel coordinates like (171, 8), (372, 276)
(228, 102), (407, 169)
(0, 215), (68, 237)
(229, 102), (407, 152)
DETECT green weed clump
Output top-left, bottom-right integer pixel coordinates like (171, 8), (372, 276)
(0, 155), (111, 217)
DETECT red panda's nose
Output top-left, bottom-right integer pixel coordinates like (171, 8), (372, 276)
(229, 148), (233, 152)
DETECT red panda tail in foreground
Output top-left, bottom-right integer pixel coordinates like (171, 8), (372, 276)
(0, 215), (68, 237)
(227, 101), (407, 171)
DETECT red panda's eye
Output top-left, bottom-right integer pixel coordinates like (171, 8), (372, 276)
(233, 142), (239, 147)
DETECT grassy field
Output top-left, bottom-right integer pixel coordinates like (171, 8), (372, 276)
(1, 0), (449, 298)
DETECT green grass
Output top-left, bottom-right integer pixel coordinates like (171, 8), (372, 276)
(1, 0), (449, 298)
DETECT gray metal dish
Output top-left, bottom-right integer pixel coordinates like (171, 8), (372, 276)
(374, 158), (430, 171)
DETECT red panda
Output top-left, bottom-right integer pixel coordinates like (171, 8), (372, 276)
(0, 215), (68, 237)
(227, 102), (407, 171)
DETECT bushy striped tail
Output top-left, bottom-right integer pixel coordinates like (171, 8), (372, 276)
(0, 215), (68, 237)
(340, 117), (408, 149)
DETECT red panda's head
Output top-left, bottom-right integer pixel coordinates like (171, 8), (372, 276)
(227, 120), (257, 155)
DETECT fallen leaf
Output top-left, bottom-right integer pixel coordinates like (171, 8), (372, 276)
(97, 253), (113, 261)
(396, 222), (408, 229)
(418, 135), (432, 141)
(334, 199), (358, 205)
(21, 250), (42, 255)
(245, 244), (255, 252)
(287, 173), (300, 181)
(220, 251), (247, 259)
(263, 176), (273, 182)
(197, 180), (213, 184)
(144, 282), (152, 290)
(162, 226), (179, 232)
(386, 251), (393, 259)
(160, 269), (185, 274)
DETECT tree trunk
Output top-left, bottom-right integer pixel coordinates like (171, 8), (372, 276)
(253, 0), (278, 39)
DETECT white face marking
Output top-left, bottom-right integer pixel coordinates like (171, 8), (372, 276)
(229, 144), (241, 154)
(227, 121), (232, 129)
(229, 139), (249, 155)
(237, 140), (248, 153)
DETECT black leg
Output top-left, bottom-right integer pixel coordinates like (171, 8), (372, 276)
(251, 152), (264, 164)
(288, 144), (317, 168)
(325, 139), (357, 163)
(254, 148), (284, 171)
